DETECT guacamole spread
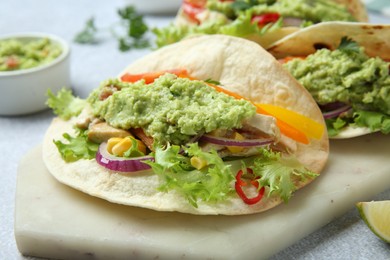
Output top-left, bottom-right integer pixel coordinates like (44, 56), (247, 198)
(284, 46), (390, 115)
(0, 38), (62, 71)
(154, 0), (355, 48)
(283, 41), (390, 135)
(88, 74), (256, 145)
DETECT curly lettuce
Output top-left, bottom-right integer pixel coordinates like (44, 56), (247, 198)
(46, 88), (86, 120)
(251, 149), (318, 203)
(145, 143), (234, 207)
(54, 128), (99, 162)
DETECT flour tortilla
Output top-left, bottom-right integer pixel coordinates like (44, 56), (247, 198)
(43, 35), (329, 215)
(173, 0), (368, 48)
(268, 22), (390, 138)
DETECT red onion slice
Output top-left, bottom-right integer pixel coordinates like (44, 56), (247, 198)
(322, 105), (352, 119)
(200, 134), (274, 147)
(96, 142), (154, 173)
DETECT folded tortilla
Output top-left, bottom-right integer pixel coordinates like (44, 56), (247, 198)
(170, 0), (368, 48)
(268, 22), (390, 138)
(43, 35), (329, 215)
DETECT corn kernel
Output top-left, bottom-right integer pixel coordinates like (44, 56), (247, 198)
(227, 132), (245, 153)
(106, 137), (124, 154)
(191, 156), (208, 170)
(111, 137), (133, 156)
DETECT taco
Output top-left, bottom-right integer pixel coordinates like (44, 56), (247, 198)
(43, 35), (328, 215)
(153, 0), (368, 49)
(268, 22), (390, 138)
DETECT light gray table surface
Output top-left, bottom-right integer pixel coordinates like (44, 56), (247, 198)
(1, 1), (389, 259)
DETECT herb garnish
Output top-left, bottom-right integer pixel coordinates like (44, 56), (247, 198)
(74, 17), (98, 44)
(74, 5), (150, 51)
(337, 36), (360, 53)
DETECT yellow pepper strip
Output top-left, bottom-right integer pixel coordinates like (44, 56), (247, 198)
(255, 104), (325, 140)
(207, 82), (311, 144)
(227, 132), (245, 153)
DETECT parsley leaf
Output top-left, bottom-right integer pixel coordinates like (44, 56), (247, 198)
(204, 78), (221, 85)
(338, 36), (360, 53)
(74, 5), (150, 51)
(117, 6), (150, 51)
(74, 17), (98, 44)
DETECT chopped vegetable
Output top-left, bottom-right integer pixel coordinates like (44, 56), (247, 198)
(235, 168), (265, 205)
(110, 136), (146, 157)
(120, 69), (189, 84)
(96, 142), (153, 172)
(182, 0), (206, 24)
(251, 13), (281, 27)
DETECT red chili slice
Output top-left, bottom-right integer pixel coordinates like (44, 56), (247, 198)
(251, 13), (280, 27)
(235, 168), (265, 205)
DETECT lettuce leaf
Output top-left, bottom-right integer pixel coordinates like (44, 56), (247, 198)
(46, 88), (86, 120)
(145, 143), (234, 207)
(326, 110), (390, 136)
(251, 149), (318, 203)
(354, 110), (390, 134)
(54, 128), (99, 162)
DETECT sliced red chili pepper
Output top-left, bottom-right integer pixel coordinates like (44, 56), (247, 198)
(251, 13), (280, 27)
(182, 0), (206, 24)
(235, 168), (265, 205)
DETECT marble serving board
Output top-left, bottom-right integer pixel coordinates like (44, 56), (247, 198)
(14, 133), (390, 260)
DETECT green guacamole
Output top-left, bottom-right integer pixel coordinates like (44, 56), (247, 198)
(88, 74), (256, 145)
(283, 44), (390, 135)
(154, 0), (355, 48)
(284, 47), (390, 115)
(0, 38), (62, 71)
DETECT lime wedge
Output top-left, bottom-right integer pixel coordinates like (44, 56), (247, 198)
(356, 201), (390, 243)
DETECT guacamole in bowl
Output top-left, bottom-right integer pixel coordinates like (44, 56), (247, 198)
(0, 32), (70, 116)
(0, 37), (62, 72)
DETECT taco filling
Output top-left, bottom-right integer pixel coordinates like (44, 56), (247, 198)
(43, 35), (328, 215)
(46, 71), (323, 209)
(281, 37), (390, 137)
(154, 0), (361, 48)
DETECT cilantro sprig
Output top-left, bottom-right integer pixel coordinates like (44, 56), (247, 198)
(337, 36), (360, 53)
(74, 5), (150, 52)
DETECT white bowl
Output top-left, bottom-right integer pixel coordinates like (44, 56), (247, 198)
(0, 32), (70, 116)
(123, 0), (182, 14)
